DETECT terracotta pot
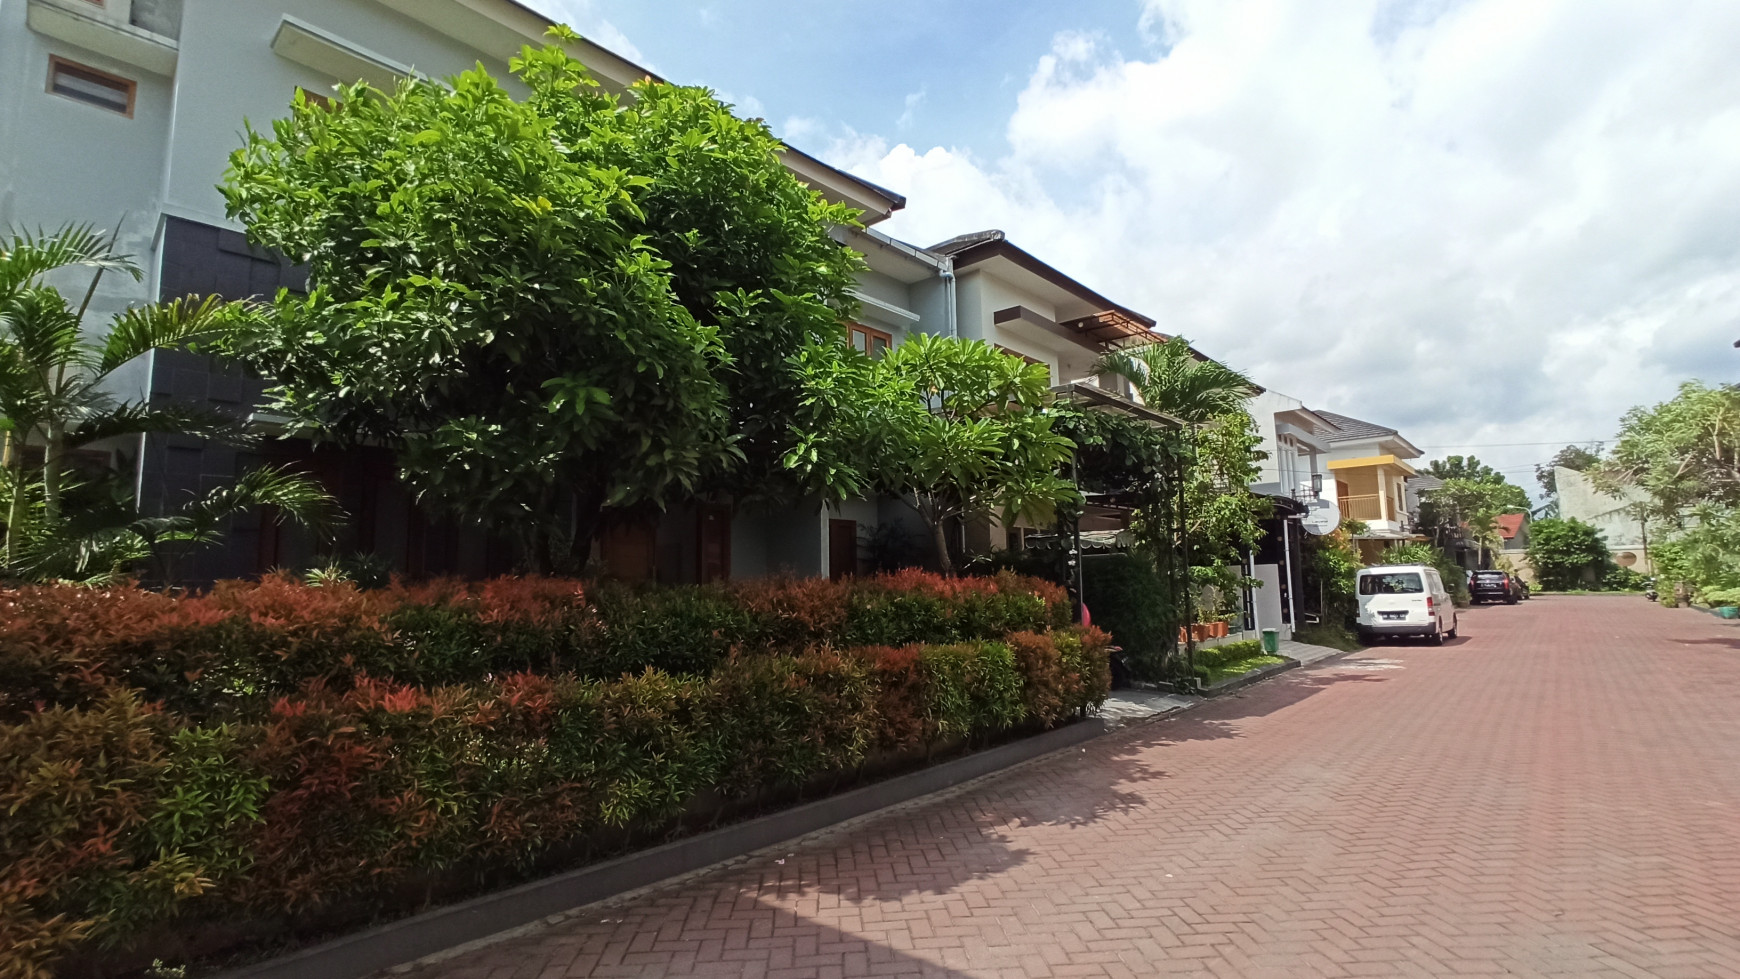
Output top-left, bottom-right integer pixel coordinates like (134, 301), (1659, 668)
(1212, 621), (1228, 638)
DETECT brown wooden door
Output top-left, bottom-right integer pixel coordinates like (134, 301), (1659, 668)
(829, 519), (858, 581)
(697, 504), (732, 583)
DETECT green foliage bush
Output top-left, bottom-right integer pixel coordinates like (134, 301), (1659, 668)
(0, 572), (1106, 976)
(1080, 551), (1177, 680)
(1527, 518), (1612, 591)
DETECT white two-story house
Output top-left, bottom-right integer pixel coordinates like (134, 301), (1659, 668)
(0, 0), (923, 583)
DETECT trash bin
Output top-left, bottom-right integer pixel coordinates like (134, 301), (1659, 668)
(1261, 628), (1280, 654)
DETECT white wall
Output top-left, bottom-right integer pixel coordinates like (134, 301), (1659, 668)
(0, 0), (175, 369)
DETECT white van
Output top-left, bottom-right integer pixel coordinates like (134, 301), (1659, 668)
(1355, 564), (1458, 645)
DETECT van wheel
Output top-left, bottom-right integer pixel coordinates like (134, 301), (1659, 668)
(1356, 629), (1374, 646)
(1431, 626), (1446, 646)
(1447, 619), (1458, 639)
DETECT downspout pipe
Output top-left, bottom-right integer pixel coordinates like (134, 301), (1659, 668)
(941, 256), (957, 339)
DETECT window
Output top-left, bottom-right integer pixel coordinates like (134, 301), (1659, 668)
(295, 87), (335, 110)
(1359, 572), (1423, 595)
(48, 57), (135, 116)
(848, 323), (892, 358)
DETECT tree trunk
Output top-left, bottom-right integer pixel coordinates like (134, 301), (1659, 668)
(930, 514), (955, 577)
(2, 431), (20, 568)
(567, 480), (609, 573)
(43, 420), (65, 524)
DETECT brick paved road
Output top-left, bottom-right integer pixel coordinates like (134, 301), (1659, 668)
(416, 597), (1740, 978)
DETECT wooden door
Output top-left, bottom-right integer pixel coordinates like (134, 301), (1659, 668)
(697, 504), (732, 583)
(599, 520), (657, 581)
(829, 519), (858, 581)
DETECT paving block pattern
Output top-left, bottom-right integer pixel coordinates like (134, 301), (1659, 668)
(412, 597), (1740, 977)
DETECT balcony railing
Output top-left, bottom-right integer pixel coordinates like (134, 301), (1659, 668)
(1340, 494), (1395, 523)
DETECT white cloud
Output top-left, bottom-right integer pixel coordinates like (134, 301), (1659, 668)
(897, 89), (927, 130)
(832, 0), (1740, 483)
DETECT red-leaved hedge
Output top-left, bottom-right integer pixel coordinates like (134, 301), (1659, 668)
(0, 572), (1105, 979)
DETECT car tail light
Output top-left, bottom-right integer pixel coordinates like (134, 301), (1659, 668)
(1426, 596), (1435, 610)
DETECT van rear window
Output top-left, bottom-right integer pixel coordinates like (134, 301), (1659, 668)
(1360, 572), (1424, 595)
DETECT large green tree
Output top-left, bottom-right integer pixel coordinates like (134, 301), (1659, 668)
(1601, 381), (1740, 519)
(221, 31), (864, 570)
(1600, 381), (1740, 600)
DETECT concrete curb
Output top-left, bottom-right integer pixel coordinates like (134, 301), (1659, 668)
(211, 718), (1116, 979)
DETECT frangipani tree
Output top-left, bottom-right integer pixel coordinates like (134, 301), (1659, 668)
(791, 334), (1077, 575)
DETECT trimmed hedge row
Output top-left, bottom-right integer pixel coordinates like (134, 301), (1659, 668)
(0, 573), (1105, 978)
(0, 570), (1069, 722)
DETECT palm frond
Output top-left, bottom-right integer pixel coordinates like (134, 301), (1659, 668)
(0, 224), (142, 298)
(1, 286), (83, 388)
(66, 402), (255, 450)
(1093, 336), (1258, 424)
(98, 295), (255, 377)
(178, 465), (343, 541)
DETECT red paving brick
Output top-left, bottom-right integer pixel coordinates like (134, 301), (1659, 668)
(411, 596), (1740, 977)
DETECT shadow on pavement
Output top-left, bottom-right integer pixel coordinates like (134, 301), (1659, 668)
(1673, 637), (1740, 649)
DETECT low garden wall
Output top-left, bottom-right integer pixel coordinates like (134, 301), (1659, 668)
(0, 571), (1110, 978)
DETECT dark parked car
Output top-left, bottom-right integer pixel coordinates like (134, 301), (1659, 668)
(1469, 570), (1522, 604)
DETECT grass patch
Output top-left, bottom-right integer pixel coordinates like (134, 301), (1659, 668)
(1201, 653), (1287, 686)
(1534, 590), (1644, 596)
(1293, 623), (1365, 652)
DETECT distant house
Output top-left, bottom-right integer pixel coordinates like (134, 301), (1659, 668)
(1496, 513), (1533, 582)
(1319, 411), (1427, 562)
(1555, 467), (1653, 574)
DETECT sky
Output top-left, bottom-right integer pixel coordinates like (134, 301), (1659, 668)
(531, 0), (1740, 497)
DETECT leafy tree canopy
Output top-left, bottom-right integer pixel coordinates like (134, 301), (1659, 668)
(1600, 380), (1740, 519)
(1425, 455), (1505, 484)
(1526, 517), (1611, 590)
(221, 31), (864, 570)
(815, 334), (1077, 575)
(1535, 443), (1602, 497)
(1092, 335), (1269, 568)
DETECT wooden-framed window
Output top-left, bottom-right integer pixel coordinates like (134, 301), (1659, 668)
(848, 322), (892, 358)
(47, 56), (135, 117)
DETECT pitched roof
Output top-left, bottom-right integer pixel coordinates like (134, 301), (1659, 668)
(1317, 411), (1397, 443)
(1495, 513), (1526, 540)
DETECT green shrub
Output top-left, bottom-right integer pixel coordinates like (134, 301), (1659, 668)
(1080, 552), (1177, 679)
(1601, 566), (1649, 592)
(918, 642), (1026, 739)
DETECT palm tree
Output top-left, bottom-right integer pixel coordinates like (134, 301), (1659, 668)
(1093, 335), (1259, 424)
(0, 224), (338, 582)
(1093, 336), (1262, 671)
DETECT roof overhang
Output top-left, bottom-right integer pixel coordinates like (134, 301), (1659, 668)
(366, 0), (905, 223)
(1051, 381), (1183, 429)
(1328, 454), (1419, 476)
(945, 236), (1157, 334)
(834, 226), (946, 284)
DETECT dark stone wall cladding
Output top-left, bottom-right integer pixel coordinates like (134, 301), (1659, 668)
(143, 218), (307, 584)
